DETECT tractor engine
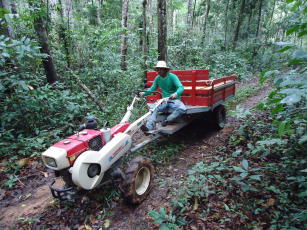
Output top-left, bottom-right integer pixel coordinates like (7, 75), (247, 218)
(42, 128), (110, 171)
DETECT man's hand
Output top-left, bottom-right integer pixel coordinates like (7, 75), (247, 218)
(170, 93), (177, 99)
(139, 92), (145, 97)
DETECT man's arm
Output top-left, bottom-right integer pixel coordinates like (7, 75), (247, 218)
(172, 74), (184, 99)
(144, 77), (158, 96)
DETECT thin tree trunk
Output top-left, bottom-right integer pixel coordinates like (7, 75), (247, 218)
(57, 0), (71, 67)
(157, 0), (167, 61)
(233, 0), (246, 50)
(252, 0), (263, 57)
(202, 0), (211, 43)
(142, 0), (148, 80)
(268, 0), (276, 26)
(224, 0), (230, 49)
(187, 0), (193, 28)
(255, 0), (263, 38)
(192, 0), (197, 28)
(0, 0), (10, 37)
(29, 0), (58, 84)
(169, 0), (173, 35)
(0, 0), (15, 37)
(120, 0), (130, 71)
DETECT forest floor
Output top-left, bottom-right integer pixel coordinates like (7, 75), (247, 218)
(0, 78), (270, 230)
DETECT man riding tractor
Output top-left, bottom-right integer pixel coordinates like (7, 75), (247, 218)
(140, 61), (187, 132)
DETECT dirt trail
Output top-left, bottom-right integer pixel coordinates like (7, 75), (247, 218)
(108, 84), (270, 229)
(0, 82), (270, 229)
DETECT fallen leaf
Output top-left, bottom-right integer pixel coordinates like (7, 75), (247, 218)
(104, 219), (110, 228)
(21, 204), (27, 207)
(17, 158), (29, 168)
(84, 224), (92, 230)
(267, 198), (275, 206)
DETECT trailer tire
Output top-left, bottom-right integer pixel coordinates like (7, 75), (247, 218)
(214, 105), (226, 129)
(121, 156), (154, 205)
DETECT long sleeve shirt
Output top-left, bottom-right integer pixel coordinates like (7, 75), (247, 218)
(145, 72), (184, 99)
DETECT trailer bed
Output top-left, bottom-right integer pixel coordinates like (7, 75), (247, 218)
(146, 69), (237, 111)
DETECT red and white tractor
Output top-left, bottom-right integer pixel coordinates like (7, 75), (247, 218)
(42, 69), (237, 204)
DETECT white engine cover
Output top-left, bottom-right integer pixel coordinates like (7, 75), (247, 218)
(71, 133), (132, 190)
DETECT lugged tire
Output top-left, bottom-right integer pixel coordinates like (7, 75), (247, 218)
(121, 156), (154, 205)
(213, 105), (226, 129)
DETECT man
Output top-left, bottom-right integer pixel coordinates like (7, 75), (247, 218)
(140, 61), (186, 131)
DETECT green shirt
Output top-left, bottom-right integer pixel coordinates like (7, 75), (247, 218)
(145, 72), (184, 99)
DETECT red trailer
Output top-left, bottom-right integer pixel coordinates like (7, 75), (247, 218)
(142, 69), (238, 135)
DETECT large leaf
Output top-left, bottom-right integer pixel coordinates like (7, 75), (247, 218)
(242, 159), (249, 170)
(233, 166), (246, 173)
(277, 46), (294, 53)
(281, 94), (301, 105)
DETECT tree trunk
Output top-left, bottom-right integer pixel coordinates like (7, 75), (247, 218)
(29, 0), (59, 84)
(224, 0), (230, 49)
(268, 0), (276, 26)
(142, 0), (148, 80)
(255, 0), (263, 38)
(0, 0), (10, 37)
(0, 0), (14, 37)
(252, 0), (263, 57)
(232, 0), (246, 50)
(202, 0), (210, 43)
(157, 0), (167, 61)
(57, 0), (71, 67)
(187, 0), (193, 28)
(120, 0), (130, 71)
(192, 0), (197, 28)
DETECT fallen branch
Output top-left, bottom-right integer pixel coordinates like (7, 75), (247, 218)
(67, 68), (104, 112)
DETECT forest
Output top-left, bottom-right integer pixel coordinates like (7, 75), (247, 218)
(0, 0), (306, 229)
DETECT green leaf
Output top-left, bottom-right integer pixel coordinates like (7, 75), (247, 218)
(224, 203), (230, 211)
(242, 159), (249, 170)
(298, 30), (307, 37)
(2, 52), (10, 57)
(249, 175), (262, 181)
(240, 172), (248, 178)
(278, 121), (287, 138)
(288, 59), (303, 66)
(299, 135), (307, 144)
(281, 94), (301, 105)
(277, 46), (293, 53)
(285, 0), (294, 3)
(287, 25), (300, 35)
(271, 104), (284, 116)
(297, 191), (307, 197)
(233, 166), (246, 173)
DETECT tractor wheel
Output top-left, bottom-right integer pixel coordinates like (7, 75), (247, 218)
(213, 105), (226, 129)
(121, 156), (154, 205)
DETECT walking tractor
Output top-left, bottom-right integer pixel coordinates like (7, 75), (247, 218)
(42, 69), (237, 204)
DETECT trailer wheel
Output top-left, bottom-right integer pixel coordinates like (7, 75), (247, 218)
(121, 156), (154, 205)
(214, 105), (226, 129)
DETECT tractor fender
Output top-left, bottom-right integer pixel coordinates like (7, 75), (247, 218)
(71, 133), (132, 190)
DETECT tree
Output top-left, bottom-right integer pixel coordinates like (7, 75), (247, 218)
(0, 0), (14, 37)
(57, 0), (72, 67)
(120, 0), (130, 71)
(233, 0), (246, 50)
(187, 0), (193, 28)
(142, 0), (148, 78)
(202, 0), (210, 43)
(157, 0), (167, 61)
(224, 0), (230, 49)
(28, 0), (58, 84)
